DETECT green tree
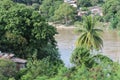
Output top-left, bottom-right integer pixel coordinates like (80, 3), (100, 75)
(0, 0), (61, 62)
(39, 0), (63, 21)
(70, 46), (112, 68)
(103, 0), (120, 21)
(21, 57), (63, 80)
(53, 3), (76, 24)
(0, 0), (15, 10)
(70, 46), (93, 67)
(102, 0), (120, 29)
(12, 0), (43, 5)
(77, 0), (104, 8)
(76, 16), (103, 50)
(77, 0), (92, 8)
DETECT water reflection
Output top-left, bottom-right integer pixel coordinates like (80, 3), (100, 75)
(55, 28), (120, 66)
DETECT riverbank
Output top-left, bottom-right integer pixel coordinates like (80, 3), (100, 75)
(49, 22), (76, 29)
(49, 22), (110, 30)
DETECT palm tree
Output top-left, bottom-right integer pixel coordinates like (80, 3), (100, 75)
(76, 16), (103, 50)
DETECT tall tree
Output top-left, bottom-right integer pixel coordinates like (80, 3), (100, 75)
(12, 0), (43, 5)
(76, 16), (103, 50)
(39, 0), (63, 21)
(77, 0), (104, 8)
(0, 0), (61, 63)
(77, 0), (92, 8)
(102, 0), (120, 29)
(53, 3), (76, 24)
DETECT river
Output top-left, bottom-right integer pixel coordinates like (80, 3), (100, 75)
(55, 28), (120, 67)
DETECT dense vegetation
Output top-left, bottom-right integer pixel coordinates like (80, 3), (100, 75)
(0, 0), (120, 80)
(40, 0), (63, 21)
(103, 0), (120, 30)
(53, 3), (76, 24)
(77, 0), (104, 8)
(12, 0), (43, 5)
(0, 0), (62, 62)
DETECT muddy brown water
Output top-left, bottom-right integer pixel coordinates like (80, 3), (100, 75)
(55, 28), (120, 67)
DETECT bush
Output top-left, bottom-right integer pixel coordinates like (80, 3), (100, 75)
(70, 46), (112, 68)
(20, 57), (63, 80)
(70, 46), (93, 67)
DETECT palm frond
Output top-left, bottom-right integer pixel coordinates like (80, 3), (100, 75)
(76, 16), (103, 50)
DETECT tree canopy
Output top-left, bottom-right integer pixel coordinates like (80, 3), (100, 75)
(0, 0), (61, 63)
(53, 3), (76, 24)
(39, 0), (63, 21)
(12, 0), (43, 5)
(102, 0), (120, 29)
(77, 0), (104, 8)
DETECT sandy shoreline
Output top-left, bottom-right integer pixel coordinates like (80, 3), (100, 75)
(49, 22), (76, 29)
(48, 22), (110, 30)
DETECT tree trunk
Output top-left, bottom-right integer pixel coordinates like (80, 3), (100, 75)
(65, 16), (68, 25)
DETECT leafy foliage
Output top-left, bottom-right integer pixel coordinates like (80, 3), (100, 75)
(70, 46), (92, 67)
(20, 57), (63, 80)
(12, 0), (43, 5)
(102, 0), (120, 29)
(70, 63), (119, 80)
(26, 62), (120, 80)
(0, 0), (61, 63)
(71, 46), (112, 68)
(39, 0), (63, 21)
(53, 3), (76, 24)
(0, 1), (120, 80)
(77, 0), (104, 8)
(77, 0), (92, 7)
(76, 16), (103, 50)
